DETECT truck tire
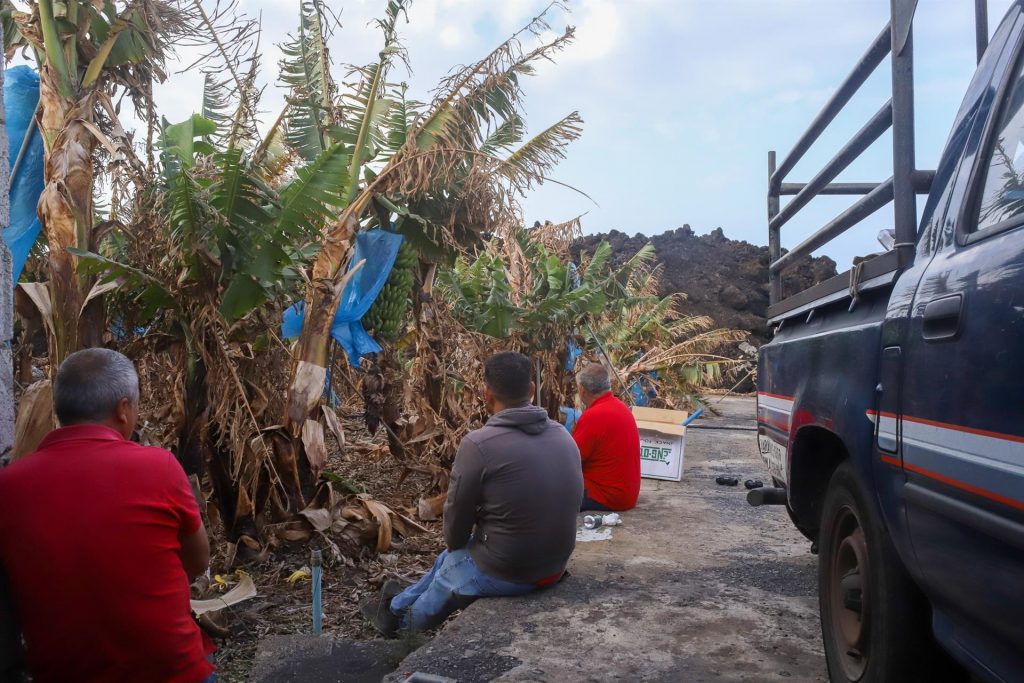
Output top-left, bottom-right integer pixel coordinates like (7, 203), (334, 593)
(818, 462), (965, 682)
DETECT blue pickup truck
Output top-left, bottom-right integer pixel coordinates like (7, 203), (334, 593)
(755, 1), (1024, 681)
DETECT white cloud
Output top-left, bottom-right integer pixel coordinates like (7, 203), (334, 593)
(561, 0), (621, 64)
(438, 25), (464, 49)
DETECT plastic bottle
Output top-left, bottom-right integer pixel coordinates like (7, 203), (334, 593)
(583, 513), (621, 530)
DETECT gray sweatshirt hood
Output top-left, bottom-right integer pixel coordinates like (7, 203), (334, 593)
(486, 405), (551, 435)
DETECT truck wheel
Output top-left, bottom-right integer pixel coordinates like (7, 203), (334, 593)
(818, 462), (964, 682)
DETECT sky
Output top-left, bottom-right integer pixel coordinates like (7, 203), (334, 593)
(134, 1), (1015, 267)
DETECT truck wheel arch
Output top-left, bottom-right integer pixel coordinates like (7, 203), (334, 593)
(789, 426), (849, 540)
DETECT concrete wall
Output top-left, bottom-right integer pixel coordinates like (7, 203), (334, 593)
(0, 27), (14, 459)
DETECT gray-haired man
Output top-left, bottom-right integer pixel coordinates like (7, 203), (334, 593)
(573, 363), (642, 511)
(0, 348), (214, 683)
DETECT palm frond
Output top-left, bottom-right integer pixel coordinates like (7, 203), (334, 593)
(582, 241), (613, 282)
(381, 85), (423, 159)
(178, 1), (263, 151)
(201, 73), (234, 146)
(335, 0), (410, 201)
(480, 114), (526, 155)
(279, 0), (337, 161)
(167, 165), (206, 247)
(503, 112), (582, 189)
(210, 148), (275, 240)
(277, 143), (350, 239)
(411, 10), (573, 155)
(227, 27), (264, 151)
(334, 62), (394, 181)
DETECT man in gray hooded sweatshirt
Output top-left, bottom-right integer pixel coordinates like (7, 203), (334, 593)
(361, 351), (583, 634)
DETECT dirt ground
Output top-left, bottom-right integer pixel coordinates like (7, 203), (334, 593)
(248, 396), (826, 682)
(203, 401), (446, 681)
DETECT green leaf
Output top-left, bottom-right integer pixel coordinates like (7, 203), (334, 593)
(338, 62), (393, 202)
(481, 298), (515, 338)
(277, 143), (350, 238)
(210, 148), (274, 237)
(415, 105), (455, 150)
(321, 470), (364, 494)
(220, 275), (267, 322)
(82, 5), (144, 86)
(501, 112), (583, 189)
(249, 244), (288, 282)
(163, 114), (218, 166)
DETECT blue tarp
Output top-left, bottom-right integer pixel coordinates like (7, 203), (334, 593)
(629, 371), (658, 407)
(4, 66), (45, 284)
(559, 406), (582, 433)
(281, 229), (405, 366)
(565, 337), (583, 371)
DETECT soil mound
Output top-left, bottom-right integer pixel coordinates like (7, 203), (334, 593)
(573, 225), (836, 343)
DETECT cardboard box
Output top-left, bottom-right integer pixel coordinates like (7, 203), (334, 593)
(633, 407), (688, 482)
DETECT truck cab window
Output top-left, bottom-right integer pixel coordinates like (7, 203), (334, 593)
(975, 53), (1024, 232)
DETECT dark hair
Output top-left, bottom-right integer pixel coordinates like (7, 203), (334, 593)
(484, 351), (533, 404)
(54, 348), (139, 425)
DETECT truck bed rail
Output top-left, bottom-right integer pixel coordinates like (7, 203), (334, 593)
(767, 0), (991, 316)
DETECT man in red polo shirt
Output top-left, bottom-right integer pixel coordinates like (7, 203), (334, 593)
(0, 348), (214, 683)
(573, 363), (641, 511)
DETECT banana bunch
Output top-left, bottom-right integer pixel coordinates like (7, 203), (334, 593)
(365, 241), (417, 342)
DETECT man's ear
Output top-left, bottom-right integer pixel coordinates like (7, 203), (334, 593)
(528, 380), (536, 403)
(114, 398), (133, 425)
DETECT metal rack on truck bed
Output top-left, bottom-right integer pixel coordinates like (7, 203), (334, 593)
(766, 0), (991, 321)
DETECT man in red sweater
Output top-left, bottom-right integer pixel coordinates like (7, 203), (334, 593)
(573, 363), (641, 511)
(0, 349), (214, 683)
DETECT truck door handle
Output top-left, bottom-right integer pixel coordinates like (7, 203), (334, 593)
(922, 294), (963, 342)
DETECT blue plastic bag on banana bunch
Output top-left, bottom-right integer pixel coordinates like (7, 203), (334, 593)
(281, 229), (405, 366)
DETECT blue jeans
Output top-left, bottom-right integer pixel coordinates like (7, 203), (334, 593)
(390, 549), (538, 631)
(581, 490), (614, 512)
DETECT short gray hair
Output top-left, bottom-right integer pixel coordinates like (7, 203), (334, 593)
(54, 348), (140, 425)
(577, 363), (611, 395)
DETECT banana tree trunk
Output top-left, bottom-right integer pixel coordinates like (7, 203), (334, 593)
(275, 214), (360, 511)
(417, 264), (445, 417)
(285, 214), (359, 434)
(36, 74), (102, 369)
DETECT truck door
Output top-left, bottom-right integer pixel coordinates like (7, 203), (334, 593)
(899, 35), (1024, 671)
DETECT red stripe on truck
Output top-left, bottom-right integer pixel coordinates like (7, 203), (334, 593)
(868, 410), (1024, 444)
(879, 455), (1024, 512)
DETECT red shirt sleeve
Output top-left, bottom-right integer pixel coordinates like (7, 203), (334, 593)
(164, 452), (202, 535)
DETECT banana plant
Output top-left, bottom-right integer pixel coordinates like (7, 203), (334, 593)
(279, 0), (584, 456)
(439, 226), (743, 410)
(72, 111), (349, 536)
(3, 0), (186, 367)
(65, 0), (585, 538)
(438, 230), (649, 349)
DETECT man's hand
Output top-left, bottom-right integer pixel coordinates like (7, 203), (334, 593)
(179, 524), (210, 582)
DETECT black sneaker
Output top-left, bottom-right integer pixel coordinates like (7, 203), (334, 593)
(360, 579), (403, 637)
